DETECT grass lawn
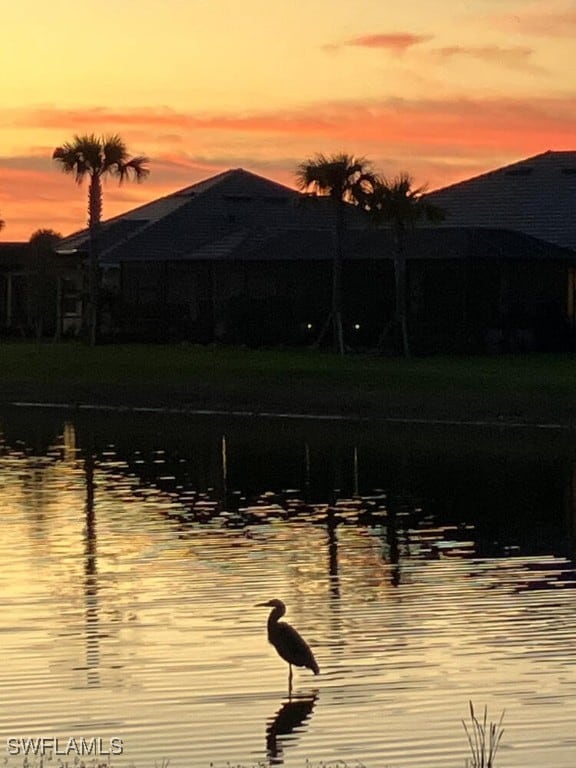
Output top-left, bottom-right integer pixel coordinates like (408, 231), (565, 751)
(1, 341), (576, 425)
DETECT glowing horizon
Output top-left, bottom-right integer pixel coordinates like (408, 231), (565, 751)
(1, 0), (575, 240)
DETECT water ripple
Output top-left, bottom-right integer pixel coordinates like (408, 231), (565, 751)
(1, 418), (576, 767)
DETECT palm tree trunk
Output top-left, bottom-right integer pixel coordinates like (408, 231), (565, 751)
(394, 229), (411, 358)
(332, 256), (344, 355)
(332, 202), (345, 355)
(87, 175), (102, 346)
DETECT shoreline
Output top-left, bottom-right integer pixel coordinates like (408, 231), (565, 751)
(5, 397), (572, 431)
(1, 343), (576, 430)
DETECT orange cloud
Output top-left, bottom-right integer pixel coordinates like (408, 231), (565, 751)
(12, 95), (576, 147)
(10, 105), (337, 137)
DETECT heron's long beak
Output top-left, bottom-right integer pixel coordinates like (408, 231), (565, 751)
(255, 601), (270, 607)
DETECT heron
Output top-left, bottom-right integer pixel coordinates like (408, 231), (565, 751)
(256, 598), (319, 692)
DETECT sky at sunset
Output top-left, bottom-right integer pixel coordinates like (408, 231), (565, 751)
(1, 0), (575, 239)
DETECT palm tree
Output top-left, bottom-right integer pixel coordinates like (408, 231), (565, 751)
(295, 153), (375, 355)
(52, 134), (149, 344)
(363, 173), (445, 357)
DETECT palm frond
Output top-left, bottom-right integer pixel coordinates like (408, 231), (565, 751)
(73, 135), (106, 170)
(53, 135), (104, 182)
(102, 134), (129, 167)
(295, 152), (374, 203)
(52, 133), (151, 189)
(362, 172), (445, 229)
(117, 155), (150, 184)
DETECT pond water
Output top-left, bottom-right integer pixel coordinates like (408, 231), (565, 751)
(1, 408), (576, 768)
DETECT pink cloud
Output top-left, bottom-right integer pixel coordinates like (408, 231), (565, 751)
(498, 9), (576, 37)
(335, 32), (432, 52)
(434, 45), (537, 70)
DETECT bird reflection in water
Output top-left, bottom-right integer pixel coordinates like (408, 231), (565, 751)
(266, 691), (318, 765)
(256, 599), (319, 695)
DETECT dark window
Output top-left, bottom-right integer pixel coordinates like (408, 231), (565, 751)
(62, 297), (80, 316)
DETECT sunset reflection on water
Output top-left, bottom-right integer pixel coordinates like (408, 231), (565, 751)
(1, 412), (576, 767)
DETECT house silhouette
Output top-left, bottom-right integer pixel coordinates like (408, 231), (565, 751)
(51, 158), (576, 352)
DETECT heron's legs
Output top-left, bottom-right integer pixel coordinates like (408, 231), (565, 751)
(288, 665), (293, 697)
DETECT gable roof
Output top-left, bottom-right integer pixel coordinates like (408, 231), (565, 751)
(426, 150), (576, 251)
(58, 167), (373, 261)
(57, 161), (576, 266)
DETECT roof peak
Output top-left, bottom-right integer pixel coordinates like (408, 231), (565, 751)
(429, 149), (576, 195)
(168, 167), (296, 199)
(425, 149), (576, 251)
(61, 167), (298, 239)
